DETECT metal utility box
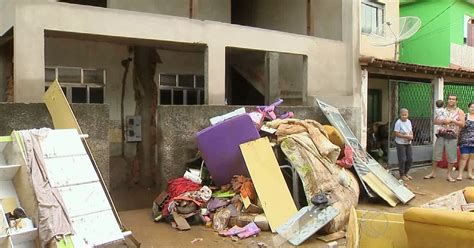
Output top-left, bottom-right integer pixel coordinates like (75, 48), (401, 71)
(126, 116), (142, 142)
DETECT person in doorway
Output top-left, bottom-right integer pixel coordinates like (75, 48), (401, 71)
(457, 101), (474, 180)
(393, 108), (414, 181)
(424, 94), (465, 182)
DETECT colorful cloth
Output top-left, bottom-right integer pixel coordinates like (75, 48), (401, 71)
(162, 178), (201, 216)
(459, 116), (474, 147)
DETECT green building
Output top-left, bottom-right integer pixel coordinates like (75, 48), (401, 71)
(399, 0), (474, 112)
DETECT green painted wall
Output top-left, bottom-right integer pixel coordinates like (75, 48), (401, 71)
(450, 1), (474, 45)
(400, 1), (452, 67)
(400, 0), (474, 67)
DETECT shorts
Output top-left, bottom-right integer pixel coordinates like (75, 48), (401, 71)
(433, 137), (458, 163)
(460, 146), (474, 154)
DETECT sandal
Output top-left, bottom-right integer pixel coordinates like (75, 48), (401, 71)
(446, 178), (456, 182)
(423, 175), (436, 179)
(456, 177), (463, 181)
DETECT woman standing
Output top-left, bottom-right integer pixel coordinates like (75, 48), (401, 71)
(457, 101), (474, 180)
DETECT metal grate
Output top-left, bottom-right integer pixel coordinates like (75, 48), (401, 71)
(392, 82), (433, 147)
(444, 84), (473, 113)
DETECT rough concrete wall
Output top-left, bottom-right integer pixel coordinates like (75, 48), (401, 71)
(45, 38), (205, 158)
(0, 103), (111, 187)
(108, 0), (189, 17)
(155, 105), (360, 190)
(197, 0), (231, 23)
(314, 0), (343, 40)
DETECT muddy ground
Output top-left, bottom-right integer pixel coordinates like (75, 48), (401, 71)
(110, 166), (473, 247)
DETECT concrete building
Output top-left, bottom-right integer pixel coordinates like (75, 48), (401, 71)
(360, 0), (474, 167)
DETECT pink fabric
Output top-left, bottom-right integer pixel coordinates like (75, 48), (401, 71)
(162, 178), (201, 216)
(336, 145), (354, 169)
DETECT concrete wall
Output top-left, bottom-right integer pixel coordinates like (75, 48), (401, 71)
(0, 46), (5, 101)
(108, 0), (231, 22)
(45, 37), (205, 157)
(314, 0), (343, 40)
(368, 78), (389, 123)
(107, 0), (189, 17)
(0, 103), (111, 187)
(155, 105), (361, 190)
(360, 0), (399, 60)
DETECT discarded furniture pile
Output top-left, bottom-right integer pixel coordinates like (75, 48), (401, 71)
(152, 99), (417, 246)
(0, 81), (137, 248)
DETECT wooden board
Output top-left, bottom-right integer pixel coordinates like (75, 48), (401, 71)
(70, 210), (123, 246)
(346, 207), (359, 248)
(239, 137), (297, 232)
(43, 80), (81, 132)
(362, 173), (399, 207)
(39, 129), (87, 158)
(43, 156), (99, 187)
(57, 182), (111, 218)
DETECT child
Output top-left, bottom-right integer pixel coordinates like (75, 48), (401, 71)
(393, 108), (414, 181)
(434, 99), (446, 136)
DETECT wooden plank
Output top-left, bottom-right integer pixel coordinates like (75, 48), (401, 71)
(240, 137), (297, 232)
(317, 230), (346, 242)
(44, 155), (99, 187)
(57, 182), (111, 218)
(171, 212), (191, 231)
(43, 80), (81, 132)
(346, 207), (359, 248)
(362, 173), (399, 207)
(70, 210), (123, 247)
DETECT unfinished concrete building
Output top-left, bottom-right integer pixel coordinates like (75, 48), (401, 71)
(0, 0), (362, 188)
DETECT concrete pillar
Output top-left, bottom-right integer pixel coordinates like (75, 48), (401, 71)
(205, 45), (225, 105)
(360, 69), (368, 149)
(432, 76), (444, 144)
(265, 51), (279, 104)
(14, 22), (44, 103)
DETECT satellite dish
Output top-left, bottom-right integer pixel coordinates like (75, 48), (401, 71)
(369, 16), (421, 60)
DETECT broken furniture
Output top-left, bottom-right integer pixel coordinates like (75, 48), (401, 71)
(0, 135), (37, 248)
(196, 114), (260, 186)
(356, 209), (407, 248)
(403, 187), (474, 248)
(404, 207), (474, 248)
(239, 137), (297, 232)
(317, 99), (415, 205)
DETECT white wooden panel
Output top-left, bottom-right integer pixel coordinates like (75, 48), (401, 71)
(0, 206), (8, 237)
(58, 182), (110, 218)
(0, 182), (18, 202)
(71, 210), (123, 247)
(39, 130), (86, 158)
(44, 156), (98, 187)
(10, 228), (37, 246)
(0, 166), (20, 182)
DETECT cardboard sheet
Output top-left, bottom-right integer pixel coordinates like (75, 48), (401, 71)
(240, 137), (297, 232)
(363, 173), (399, 207)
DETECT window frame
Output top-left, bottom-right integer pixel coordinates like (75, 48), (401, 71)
(361, 1), (385, 35)
(45, 66), (106, 104)
(158, 73), (205, 105)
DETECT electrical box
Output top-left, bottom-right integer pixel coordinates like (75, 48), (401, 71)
(126, 116), (142, 142)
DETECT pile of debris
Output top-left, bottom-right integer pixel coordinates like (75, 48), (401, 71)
(151, 99), (415, 246)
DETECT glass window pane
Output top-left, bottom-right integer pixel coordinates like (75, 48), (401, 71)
(71, 87), (87, 103)
(173, 90), (184, 105)
(84, 69), (105, 84)
(45, 68), (56, 82)
(187, 90), (198, 105)
(160, 89), (172, 105)
(160, 74), (177, 86)
(178, 75), (195, 88)
(58, 67), (81, 83)
(89, 87), (104, 103)
(199, 90), (205, 105)
(196, 75), (204, 88)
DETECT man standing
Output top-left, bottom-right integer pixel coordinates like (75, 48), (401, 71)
(424, 94), (465, 182)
